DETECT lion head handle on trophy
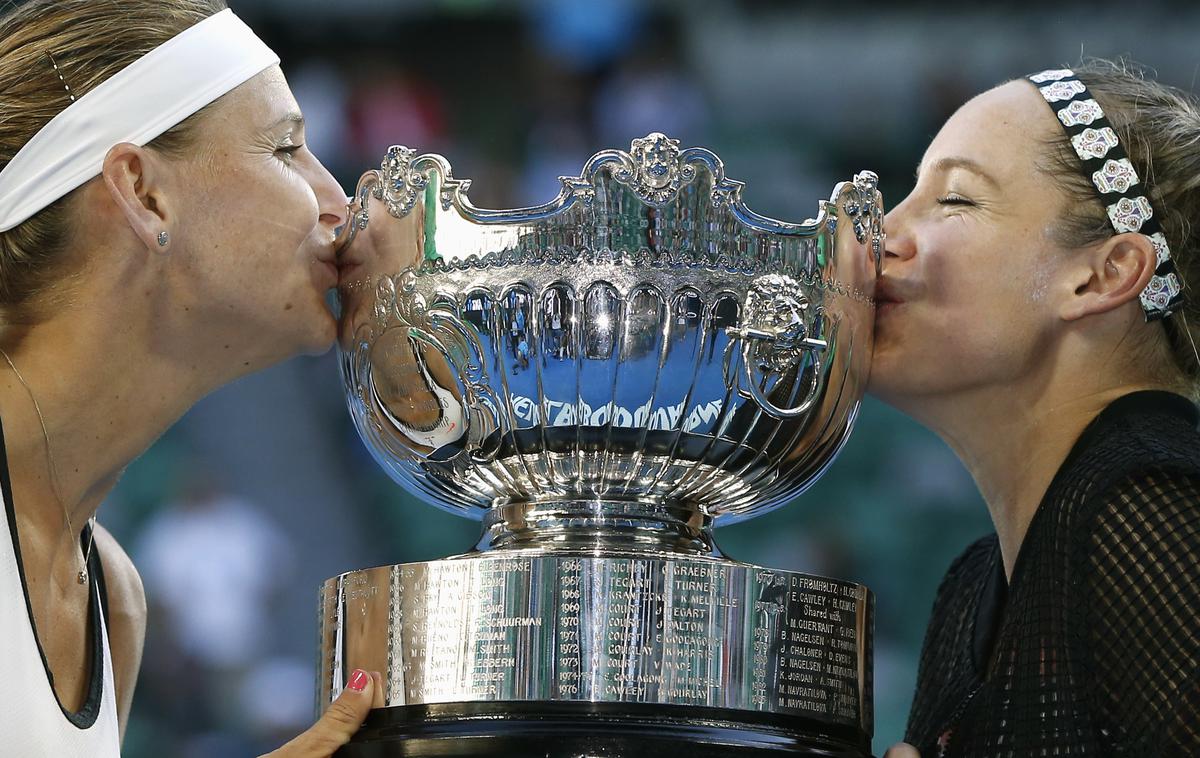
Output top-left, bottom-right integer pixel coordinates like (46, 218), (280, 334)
(725, 273), (830, 419)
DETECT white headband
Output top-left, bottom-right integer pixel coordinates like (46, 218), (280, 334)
(0, 9), (279, 232)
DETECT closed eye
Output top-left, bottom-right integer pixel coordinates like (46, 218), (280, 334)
(937, 194), (974, 206)
(276, 144), (304, 164)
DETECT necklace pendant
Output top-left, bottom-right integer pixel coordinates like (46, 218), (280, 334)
(77, 568), (88, 585)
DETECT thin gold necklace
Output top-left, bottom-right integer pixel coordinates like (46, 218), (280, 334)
(0, 347), (94, 585)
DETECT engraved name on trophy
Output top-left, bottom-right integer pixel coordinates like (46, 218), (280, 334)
(322, 133), (883, 757)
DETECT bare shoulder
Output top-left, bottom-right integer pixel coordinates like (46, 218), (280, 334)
(93, 524), (147, 632)
(93, 524), (146, 739)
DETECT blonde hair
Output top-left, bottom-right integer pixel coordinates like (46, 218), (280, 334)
(1038, 59), (1200, 393)
(0, 0), (227, 315)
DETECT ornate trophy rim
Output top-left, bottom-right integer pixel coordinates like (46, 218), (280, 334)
(336, 131), (883, 263)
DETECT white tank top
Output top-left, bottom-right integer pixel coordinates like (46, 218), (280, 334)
(0, 482), (121, 756)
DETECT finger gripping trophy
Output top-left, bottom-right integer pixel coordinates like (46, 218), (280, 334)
(323, 133), (883, 757)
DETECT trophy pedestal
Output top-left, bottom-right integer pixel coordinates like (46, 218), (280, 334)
(321, 552), (873, 758)
(335, 702), (869, 757)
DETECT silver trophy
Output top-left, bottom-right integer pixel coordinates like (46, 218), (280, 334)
(322, 133), (883, 757)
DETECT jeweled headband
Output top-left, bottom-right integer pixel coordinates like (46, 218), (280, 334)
(1026, 68), (1184, 321)
(0, 9), (279, 232)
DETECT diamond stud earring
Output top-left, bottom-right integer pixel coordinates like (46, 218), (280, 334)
(157, 231), (169, 247)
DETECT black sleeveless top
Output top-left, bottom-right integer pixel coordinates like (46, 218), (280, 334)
(905, 391), (1200, 756)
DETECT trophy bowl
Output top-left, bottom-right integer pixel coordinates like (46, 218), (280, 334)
(321, 133), (883, 757)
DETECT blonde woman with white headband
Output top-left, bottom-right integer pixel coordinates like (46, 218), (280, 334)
(0, 1), (380, 755)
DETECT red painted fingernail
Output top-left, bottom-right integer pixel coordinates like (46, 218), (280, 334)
(348, 669), (369, 692)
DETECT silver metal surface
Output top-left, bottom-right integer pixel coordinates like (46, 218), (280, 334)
(320, 554), (873, 731)
(324, 133), (883, 736)
(335, 133), (881, 533)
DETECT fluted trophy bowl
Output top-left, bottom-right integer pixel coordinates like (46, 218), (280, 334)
(322, 133), (883, 757)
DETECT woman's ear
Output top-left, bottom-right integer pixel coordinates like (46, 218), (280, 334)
(1059, 232), (1157, 321)
(100, 142), (173, 252)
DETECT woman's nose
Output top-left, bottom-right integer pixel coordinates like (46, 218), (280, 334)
(881, 208), (916, 262)
(309, 156), (349, 230)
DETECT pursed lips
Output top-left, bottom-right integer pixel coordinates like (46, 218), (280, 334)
(333, 236), (366, 282)
(874, 279), (912, 316)
(313, 248), (340, 287)
(335, 255), (364, 285)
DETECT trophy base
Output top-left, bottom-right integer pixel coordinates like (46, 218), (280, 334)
(335, 701), (872, 757)
(320, 553), (875, 754)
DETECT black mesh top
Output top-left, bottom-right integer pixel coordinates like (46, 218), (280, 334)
(904, 390), (1200, 757)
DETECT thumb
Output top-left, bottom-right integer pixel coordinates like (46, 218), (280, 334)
(883, 743), (921, 758)
(261, 669), (377, 758)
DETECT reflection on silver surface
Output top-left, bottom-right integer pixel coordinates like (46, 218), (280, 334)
(321, 556), (873, 732)
(323, 133), (883, 740)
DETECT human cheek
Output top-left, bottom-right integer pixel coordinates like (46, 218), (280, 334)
(269, 172), (322, 244)
(917, 219), (984, 298)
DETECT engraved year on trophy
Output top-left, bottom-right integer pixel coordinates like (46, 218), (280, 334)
(322, 133), (884, 757)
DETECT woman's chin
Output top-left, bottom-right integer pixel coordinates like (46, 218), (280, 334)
(258, 307), (339, 364)
(866, 351), (916, 406)
(865, 373), (898, 404)
(299, 311), (339, 357)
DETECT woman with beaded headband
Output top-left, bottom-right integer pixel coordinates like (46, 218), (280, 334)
(0, 1), (382, 755)
(876, 60), (1200, 757)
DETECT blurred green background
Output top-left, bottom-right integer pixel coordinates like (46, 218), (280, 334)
(97, 2), (1199, 755)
